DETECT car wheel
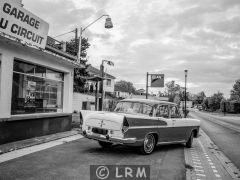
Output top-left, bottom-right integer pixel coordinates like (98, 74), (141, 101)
(140, 134), (155, 155)
(98, 141), (113, 148)
(186, 131), (194, 148)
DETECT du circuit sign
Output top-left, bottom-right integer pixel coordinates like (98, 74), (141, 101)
(0, 0), (49, 49)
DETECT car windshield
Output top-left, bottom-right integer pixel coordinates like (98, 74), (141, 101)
(114, 101), (154, 116)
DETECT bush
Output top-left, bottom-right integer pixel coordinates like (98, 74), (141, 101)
(220, 100), (240, 113)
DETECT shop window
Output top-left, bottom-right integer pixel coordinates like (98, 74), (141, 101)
(11, 60), (64, 115)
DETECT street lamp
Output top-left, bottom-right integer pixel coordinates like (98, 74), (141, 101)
(99, 60), (114, 111)
(77, 15), (113, 62)
(184, 70), (188, 118)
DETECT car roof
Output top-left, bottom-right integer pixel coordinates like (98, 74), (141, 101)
(120, 98), (177, 106)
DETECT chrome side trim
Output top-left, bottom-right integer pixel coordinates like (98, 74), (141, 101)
(128, 125), (199, 129)
(128, 126), (160, 129)
(157, 140), (186, 145)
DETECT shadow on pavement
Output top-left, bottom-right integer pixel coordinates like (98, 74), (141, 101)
(82, 142), (185, 156)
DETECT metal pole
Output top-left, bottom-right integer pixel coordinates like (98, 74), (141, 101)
(184, 73), (187, 118)
(146, 72), (149, 99)
(75, 28), (78, 43)
(99, 62), (104, 111)
(95, 82), (98, 111)
(77, 27), (82, 63)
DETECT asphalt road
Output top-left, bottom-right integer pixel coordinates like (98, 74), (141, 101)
(0, 137), (186, 180)
(189, 109), (240, 170)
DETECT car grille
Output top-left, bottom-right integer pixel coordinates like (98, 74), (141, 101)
(92, 128), (108, 135)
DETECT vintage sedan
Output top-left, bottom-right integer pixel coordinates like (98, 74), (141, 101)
(81, 99), (200, 155)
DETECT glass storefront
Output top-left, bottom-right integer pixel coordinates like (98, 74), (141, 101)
(11, 59), (64, 114)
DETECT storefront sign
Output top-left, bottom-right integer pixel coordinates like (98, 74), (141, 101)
(150, 74), (164, 87)
(0, 0), (49, 49)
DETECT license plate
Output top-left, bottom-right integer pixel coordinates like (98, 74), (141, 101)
(92, 128), (108, 135)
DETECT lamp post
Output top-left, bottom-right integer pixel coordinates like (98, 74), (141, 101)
(184, 70), (188, 118)
(77, 15), (113, 62)
(99, 60), (114, 111)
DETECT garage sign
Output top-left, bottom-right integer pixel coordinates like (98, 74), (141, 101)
(0, 0), (49, 49)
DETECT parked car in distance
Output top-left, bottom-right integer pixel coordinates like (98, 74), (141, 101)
(197, 105), (203, 111)
(81, 99), (200, 155)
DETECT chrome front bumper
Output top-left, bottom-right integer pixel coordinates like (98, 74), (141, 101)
(82, 130), (137, 144)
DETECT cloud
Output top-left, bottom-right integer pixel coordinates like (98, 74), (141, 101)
(22, 0), (240, 97)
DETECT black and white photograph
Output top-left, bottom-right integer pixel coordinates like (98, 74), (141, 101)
(0, 0), (240, 179)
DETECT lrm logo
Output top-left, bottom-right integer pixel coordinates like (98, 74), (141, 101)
(90, 165), (150, 180)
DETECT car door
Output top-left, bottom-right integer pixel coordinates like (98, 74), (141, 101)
(155, 104), (176, 142)
(170, 105), (190, 141)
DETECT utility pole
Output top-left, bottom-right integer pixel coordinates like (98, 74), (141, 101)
(184, 70), (188, 118)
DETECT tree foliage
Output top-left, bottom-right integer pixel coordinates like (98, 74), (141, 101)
(230, 79), (240, 102)
(204, 91), (224, 111)
(165, 81), (188, 102)
(66, 38), (91, 92)
(192, 91), (206, 105)
(114, 80), (136, 94)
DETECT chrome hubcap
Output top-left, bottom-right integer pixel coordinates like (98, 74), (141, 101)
(144, 134), (155, 153)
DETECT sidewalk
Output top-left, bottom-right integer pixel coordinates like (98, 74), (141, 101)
(191, 109), (240, 128)
(0, 128), (81, 155)
(195, 109), (240, 120)
(185, 129), (240, 180)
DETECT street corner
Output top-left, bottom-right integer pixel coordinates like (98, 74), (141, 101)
(185, 129), (240, 180)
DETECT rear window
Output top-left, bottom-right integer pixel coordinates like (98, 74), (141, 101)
(114, 101), (153, 116)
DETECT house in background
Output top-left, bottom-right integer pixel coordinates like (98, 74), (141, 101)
(72, 65), (116, 111)
(87, 65), (115, 94)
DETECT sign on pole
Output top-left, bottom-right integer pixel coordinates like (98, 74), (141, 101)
(150, 74), (164, 87)
(0, 0), (49, 49)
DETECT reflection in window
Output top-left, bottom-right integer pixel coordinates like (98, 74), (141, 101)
(11, 60), (64, 114)
(156, 105), (169, 118)
(114, 101), (153, 116)
(170, 106), (180, 118)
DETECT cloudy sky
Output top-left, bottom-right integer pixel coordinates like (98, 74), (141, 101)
(23, 0), (240, 97)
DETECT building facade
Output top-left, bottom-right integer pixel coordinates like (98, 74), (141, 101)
(0, 0), (82, 144)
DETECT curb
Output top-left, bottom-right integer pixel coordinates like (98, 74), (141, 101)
(0, 128), (81, 155)
(200, 129), (240, 179)
(185, 129), (240, 180)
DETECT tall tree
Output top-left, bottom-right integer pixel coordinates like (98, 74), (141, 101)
(114, 80), (136, 94)
(66, 37), (91, 92)
(165, 81), (188, 102)
(208, 91), (224, 111)
(230, 79), (240, 102)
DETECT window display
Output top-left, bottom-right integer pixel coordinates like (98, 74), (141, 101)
(11, 59), (64, 114)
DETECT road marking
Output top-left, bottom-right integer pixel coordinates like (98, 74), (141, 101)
(194, 165), (203, 168)
(0, 134), (83, 163)
(195, 169), (204, 172)
(193, 162), (202, 165)
(192, 159), (200, 161)
(196, 174), (206, 177)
